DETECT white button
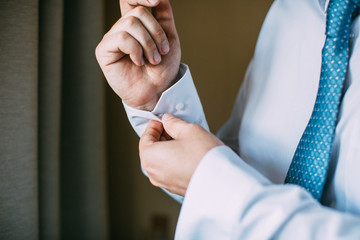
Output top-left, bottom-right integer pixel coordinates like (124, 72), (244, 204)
(350, 33), (355, 38)
(175, 102), (185, 111)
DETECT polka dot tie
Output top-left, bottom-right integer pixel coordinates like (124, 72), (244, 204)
(284, 0), (360, 201)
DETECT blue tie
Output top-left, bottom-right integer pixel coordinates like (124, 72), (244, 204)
(285, 0), (360, 201)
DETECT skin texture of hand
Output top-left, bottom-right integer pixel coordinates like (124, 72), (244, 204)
(139, 114), (224, 196)
(95, 0), (181, 111)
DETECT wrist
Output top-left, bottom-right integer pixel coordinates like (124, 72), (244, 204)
(131, 64), (184, 111)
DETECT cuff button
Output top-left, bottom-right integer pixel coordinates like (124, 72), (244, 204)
(175, 102), (185, 111)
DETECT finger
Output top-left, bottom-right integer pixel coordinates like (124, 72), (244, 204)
(152, 0), (178, 41)
(122, 0), (179, 42)
(139, 120), (164, 148)
(162, 114), (196, 140)
(121, 16), (162, 64)
(96, 31), (144, 66)
(120, 0), (160, 16)
(107, 7), (170, 55)
(128, 6), (170, 54)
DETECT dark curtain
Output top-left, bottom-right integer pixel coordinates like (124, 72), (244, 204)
(0, 0), (109, 239)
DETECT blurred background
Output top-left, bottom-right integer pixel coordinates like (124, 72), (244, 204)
(0, 0), (271, 239)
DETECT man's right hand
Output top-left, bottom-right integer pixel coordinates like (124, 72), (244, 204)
(95, 0), (181, 111)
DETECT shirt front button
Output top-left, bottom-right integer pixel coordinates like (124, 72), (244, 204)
(175, 102), (185, 111)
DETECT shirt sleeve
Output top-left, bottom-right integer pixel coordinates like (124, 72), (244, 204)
(123, 63), (209, 203)
(123, 63), (209, 137)
(175, 145), (360, 239)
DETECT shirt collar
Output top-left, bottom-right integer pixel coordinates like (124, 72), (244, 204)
(318, 0), (330, 13)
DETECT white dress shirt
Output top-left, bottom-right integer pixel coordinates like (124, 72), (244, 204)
(124, 0), (360, 238)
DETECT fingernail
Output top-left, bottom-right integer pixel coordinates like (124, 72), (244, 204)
(162, 113), (175, 121)
(153, 50), (161, 63)
(148, 0), (158, 5)
(161, 40), (169, 53)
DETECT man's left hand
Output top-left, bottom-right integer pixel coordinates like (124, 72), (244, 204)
(139, 114), (223, 196)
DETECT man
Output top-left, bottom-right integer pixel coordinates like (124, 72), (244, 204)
(96, 0), (360, 238)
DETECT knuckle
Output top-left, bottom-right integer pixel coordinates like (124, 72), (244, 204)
(154, 29), (165, 39)
(117, 31), (129, 42)
(95, 43), (106, 65)
(102, 32), (110, 40)
(95, 43), (101, 57)
(134, 6), (148, 16)
(124, 16), (138, 27)
(145, 38), (155, 49)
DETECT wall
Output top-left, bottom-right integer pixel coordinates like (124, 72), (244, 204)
(104, 1), (273, 239)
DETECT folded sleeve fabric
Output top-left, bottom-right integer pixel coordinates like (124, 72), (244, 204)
(175, 145), (360, 239)
(123, 63), (209, 138)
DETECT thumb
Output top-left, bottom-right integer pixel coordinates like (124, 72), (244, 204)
(139, 120), (163, 149)
(162, 113), (193, 139)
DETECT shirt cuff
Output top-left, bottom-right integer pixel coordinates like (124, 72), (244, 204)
(123, 63), (209, 137)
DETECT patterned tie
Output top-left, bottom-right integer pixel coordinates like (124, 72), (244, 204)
(284, 0), (360, 201)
